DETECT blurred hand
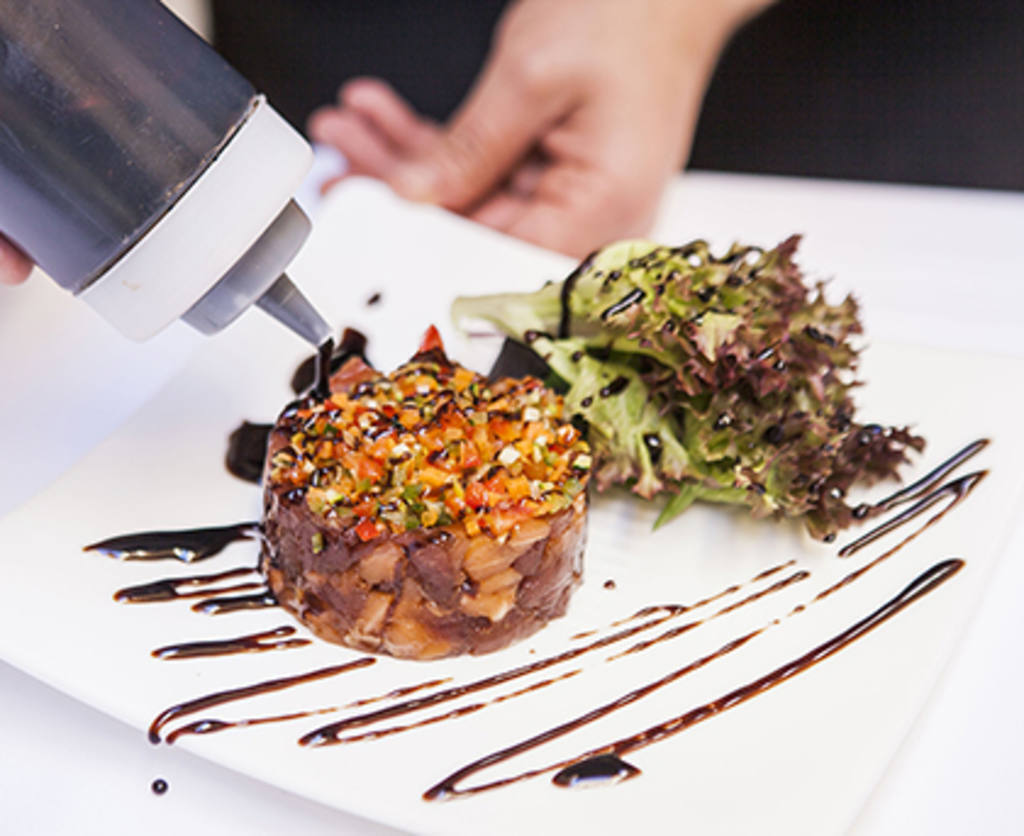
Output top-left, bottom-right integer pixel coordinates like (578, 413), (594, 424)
(0, 235), (32, 285)
(310, 0), (770, 257)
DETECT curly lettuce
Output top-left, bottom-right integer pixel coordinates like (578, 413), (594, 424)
(453, 236), (923, 539)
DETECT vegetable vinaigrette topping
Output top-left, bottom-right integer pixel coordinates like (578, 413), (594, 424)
(269, 343), (590, 542)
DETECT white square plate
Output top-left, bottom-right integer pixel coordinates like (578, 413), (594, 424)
(2, 180), (1022, 836)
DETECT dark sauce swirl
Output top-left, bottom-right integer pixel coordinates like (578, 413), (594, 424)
(839, 470), (985, 558)
(190, 590), (278, 615)
(114, 566), (259, 603)
(84, 523), (257, 563)
(151, 626), (310, 661)
(148, 658), (375, 743)
(423, 559), (964, 800)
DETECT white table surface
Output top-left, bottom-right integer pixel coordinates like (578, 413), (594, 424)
(2, 169), (1022, 835)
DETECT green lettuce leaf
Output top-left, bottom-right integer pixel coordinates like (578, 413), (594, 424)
(453, 236), (923, 539)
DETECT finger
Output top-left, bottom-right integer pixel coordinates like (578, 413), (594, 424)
(390, 55), (574, 211)
(339, 78), (435, 154)
(465, 153), (546, 231)
(319, 173), (345, 196)
(308, 107), (401, 179)
(0, 237), (32, 285)
(506, 154), (546, 198)
(468, 190), (529, 232)
(506, 163), (658, 258)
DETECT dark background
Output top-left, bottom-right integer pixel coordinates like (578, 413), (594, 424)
(212, 0), (1024, 191)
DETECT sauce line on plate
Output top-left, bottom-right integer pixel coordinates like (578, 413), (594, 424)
(424, 558), (964, 800)
(114, 566), (260, 603)
(151, 626), (311, 661)
(85, 523), (258, 563)
(148, 657), (375, 743)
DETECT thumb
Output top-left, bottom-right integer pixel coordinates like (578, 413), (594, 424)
(0, 236), (33, 285)
(390, 58), (569, 211)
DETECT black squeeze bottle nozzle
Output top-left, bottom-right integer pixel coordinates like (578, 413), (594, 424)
(180, 199), (332, 347)
(256, 274), (332, 348)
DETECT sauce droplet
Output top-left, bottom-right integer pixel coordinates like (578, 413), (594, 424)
(642, 433), (662, 466)
(552, 754), (640, 788)
(599, 376), (629, 398)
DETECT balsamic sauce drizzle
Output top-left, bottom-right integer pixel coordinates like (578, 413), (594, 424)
(151, 626), (310, 661)
(290, 328), (367, 396)
(598, 376), (629, 398)
(558, 252), (595, 338)
(416, 458), (981, 798)
(607, 569), (808, 661)
(158, 562), (795, 745)
(752, 559), (797, 581)
(600, 288), (646, 321)
(297, 616), (709, 746)
(296, 564), (803, 748)
(838, 470), (986, 558)
(190, 590), (279, 615)
(164, 675), (454, 744)
(313, 338), (335, 400)
(326, 573), (808, 776)
(317, 670), (584, 749)
(84, 523), (257, 563)
(423, 558), (964, 800)
(147, 657), (375, 743)
(94, 438), (985, 799)
(343, 678), (454, 708)
(114, 566), (259, 603)
(867, 439), (988, 514)
(225, 422), (273, 483)
(227, 328), (373, 484)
